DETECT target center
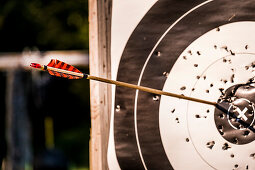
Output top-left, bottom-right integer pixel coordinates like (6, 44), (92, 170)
(214, 84), (255, 145)
(227, 98), (255, 130)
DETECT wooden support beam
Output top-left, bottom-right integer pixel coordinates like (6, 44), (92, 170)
(89, 0), (112, 169)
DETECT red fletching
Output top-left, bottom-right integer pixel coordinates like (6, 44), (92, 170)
(47, 59), (83, 79)
(30, 63), (42, 69)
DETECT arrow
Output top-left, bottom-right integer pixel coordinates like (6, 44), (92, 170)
(30, 59), (216, 106)
(30, 59), (255, 133)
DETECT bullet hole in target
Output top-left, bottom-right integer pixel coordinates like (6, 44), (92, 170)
(195, 114), (200, 118)
(194, 64), (198, 67)
(233, 138), (238, 144)
(183, 56), (187, 60)
(230, 154), (234, 158)
(219, 88), (225, 95)
(250, 153), (255, 158)
(221, 46), (228, 52)
(219, 114), (224, 119)
(155, 51), (161, 57)
(186, 138), (189, 142)
(196, 76), (200, 79)
(216, 27), (220, 31)
(203, 76), (206, 80)
(222, 143), (231, 150)
(244, 85), (250, 90)
(116, 105), (121, 112)
(206, 109), (210, 113)
(230, 50), (235, 55)
(219, 88), (224, 92)
(243, 130), (250, 136)
(180, 86), (186, 90)
(153, 95), (160, 101)
(192, 88), (195, 91)
(206, 141), (215, 149)
(246, 165), (249, 169)
(222, 79), (228, 84)
(163, 72), (169, 77)
(245, 45), (248, 50)
(188, 50), (192, 55)
(248, 78), (254, 83)
(218, 125), (224, 135)
(210, 83), (213, 87)
(175, 118), (180, 123)
(231, 74), (235, 83)
(251, 62), (255, 68)
(171, 109), (175, 113)
(223, 58), (227, 63)
(234, 164), (238, 168)
(206, 90), (209, 93)
(197, 51), (201, 55)
(214, 45), (217, 49)
(248, 110), (253, 116)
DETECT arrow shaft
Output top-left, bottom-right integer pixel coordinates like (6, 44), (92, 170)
(31, 60), (255, 132)
(86, 75), (217, 106)
(36, 63), (216, 106)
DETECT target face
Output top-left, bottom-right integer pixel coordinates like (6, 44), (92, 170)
(110, 0), (255, 169)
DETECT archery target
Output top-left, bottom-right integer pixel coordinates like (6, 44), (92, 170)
(108, 0), (255, 170)
(160, 22), (255, 170)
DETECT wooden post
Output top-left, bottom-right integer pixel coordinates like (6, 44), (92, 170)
(89, 0), (112, 169)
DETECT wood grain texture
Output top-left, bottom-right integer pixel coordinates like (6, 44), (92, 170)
(89, 0), (112, 169)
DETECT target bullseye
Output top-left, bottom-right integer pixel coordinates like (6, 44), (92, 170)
(227, 100), (253, 130)
(215, 85), (255, 145)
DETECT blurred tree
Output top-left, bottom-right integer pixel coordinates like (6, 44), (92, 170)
(5, 70), (32, 170)
(0, 72), (6, 166)
(0, 0), (89, 51)
(0, 0), (90, 169)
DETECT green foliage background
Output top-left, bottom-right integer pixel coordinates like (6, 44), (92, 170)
(0, 0), (90, 169)
(0, 0), (89, 51)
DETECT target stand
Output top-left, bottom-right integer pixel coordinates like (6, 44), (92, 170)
(89, 0), (255, 170)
